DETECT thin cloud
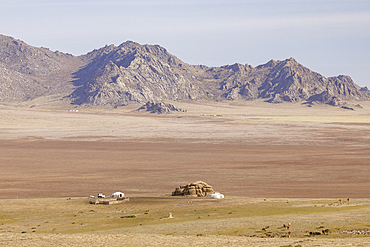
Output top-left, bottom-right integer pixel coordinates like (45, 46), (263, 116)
(188, 12), (370, 31)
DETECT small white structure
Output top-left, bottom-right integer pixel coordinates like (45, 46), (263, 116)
(210, 193), (224, 199)
(168, 212), (173, 218)
(97, 193), (105, 198)
(110, 192), (124, 198)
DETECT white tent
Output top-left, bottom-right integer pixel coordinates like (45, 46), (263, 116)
(111, 192), (124, 198)
(210, 193), (224, 199)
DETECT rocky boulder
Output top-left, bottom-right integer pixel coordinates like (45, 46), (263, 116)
(172, 181), (216, 197)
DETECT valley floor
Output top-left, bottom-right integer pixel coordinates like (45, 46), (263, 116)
(0, 100), (369, 246)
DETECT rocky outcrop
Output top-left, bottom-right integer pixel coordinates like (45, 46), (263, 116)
(305, 91), (345, 106)
(137, 101), (186, 114)
(172, 181), (216, 197)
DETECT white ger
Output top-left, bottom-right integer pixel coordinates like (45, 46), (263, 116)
(111, 192), (124, 198)
(210, 193), (224, 199)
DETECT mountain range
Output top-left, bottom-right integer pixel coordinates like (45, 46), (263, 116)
(0, 34), (369, 107)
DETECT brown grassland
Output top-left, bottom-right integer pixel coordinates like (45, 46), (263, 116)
(0, 99), (370, 246)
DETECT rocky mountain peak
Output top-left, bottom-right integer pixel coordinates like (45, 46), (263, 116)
(0, 34), (368, 106)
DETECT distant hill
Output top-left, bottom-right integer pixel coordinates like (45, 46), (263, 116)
(0, 34), (368, 106)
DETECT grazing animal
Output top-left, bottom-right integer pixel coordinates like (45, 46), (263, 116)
(262, 228), (266, 231)
(283, 223), (291, 229)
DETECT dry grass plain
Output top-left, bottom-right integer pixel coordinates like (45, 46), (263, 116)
(0, 99), (370, 246)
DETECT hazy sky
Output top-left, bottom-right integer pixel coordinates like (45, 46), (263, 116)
(1, 0), (369, 87)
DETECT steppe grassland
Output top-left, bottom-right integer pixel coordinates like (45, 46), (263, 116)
(1, 197), (370, 246)
(0, 100), (370, 246)
(1, 196), (370, 236)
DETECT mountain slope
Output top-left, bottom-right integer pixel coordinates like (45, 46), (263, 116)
(0, 34), (368, 106)
(0, 34), (83, 102)
(70, 41), (214, 106)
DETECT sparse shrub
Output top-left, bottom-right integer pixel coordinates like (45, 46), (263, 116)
(121, 215), (136, 218)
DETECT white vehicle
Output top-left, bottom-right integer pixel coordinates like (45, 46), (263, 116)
(97, 193), (105, 198)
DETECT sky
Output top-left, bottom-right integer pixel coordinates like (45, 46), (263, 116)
(1, 0), (370, 87)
